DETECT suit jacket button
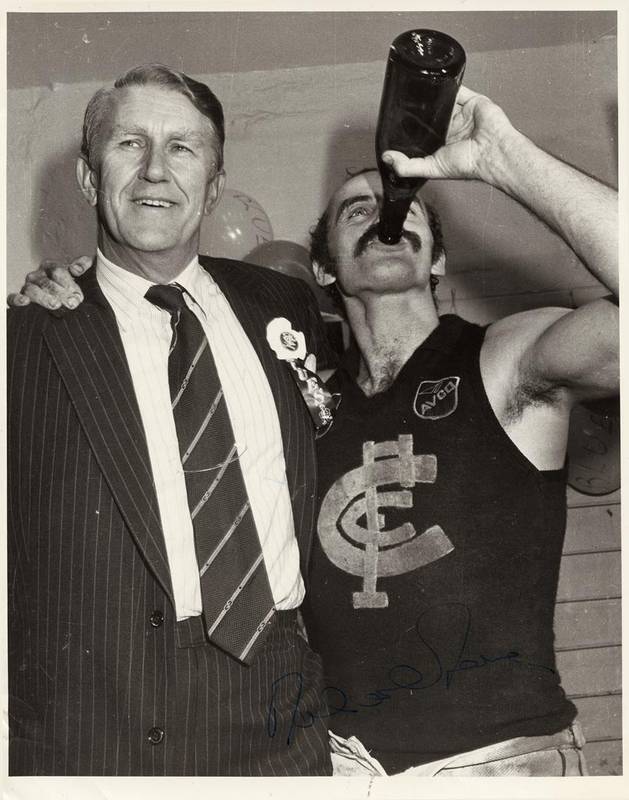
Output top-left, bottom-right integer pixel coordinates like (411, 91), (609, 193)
(147, 726), (164, 745)
(150, 610), (164, 628)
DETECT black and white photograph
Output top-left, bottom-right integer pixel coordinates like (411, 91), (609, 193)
(3, 5), (624, 798)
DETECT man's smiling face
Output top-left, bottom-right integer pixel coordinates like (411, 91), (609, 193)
(79, 84), (223, 274)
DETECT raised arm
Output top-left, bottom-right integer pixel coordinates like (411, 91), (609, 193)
(384, 85), (618, 404)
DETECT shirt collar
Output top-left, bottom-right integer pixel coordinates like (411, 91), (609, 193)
(171, 256), (218, 315)
(96, 249), (211, 326)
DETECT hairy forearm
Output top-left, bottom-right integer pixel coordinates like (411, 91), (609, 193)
(487, 129), (618, 296)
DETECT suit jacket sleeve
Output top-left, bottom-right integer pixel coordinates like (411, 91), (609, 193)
(7, 307), (53, 772)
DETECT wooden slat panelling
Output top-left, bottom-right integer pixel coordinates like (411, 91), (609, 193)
(573, 694), (622, 741)
(566, 486), (620, 507)
(563, 505), (620, 553)
(554, 598), (621, 650)
(582, 739), (623, 776)
(556, 495), (622, 776)
(557, 646), (621, 697)
(556, 551), (620, 602)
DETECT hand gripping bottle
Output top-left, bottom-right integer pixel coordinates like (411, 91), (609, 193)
(376, 30), (466, 244)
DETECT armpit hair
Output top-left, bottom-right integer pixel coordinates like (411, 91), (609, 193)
(503, 376), (563, 423)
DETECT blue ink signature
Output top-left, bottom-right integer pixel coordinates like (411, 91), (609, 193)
(267, 602), (555, 745)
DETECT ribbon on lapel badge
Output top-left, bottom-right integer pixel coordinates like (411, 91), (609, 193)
(266, 317), (340, 432)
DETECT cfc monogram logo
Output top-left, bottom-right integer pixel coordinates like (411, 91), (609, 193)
(317, 434), (454, 609)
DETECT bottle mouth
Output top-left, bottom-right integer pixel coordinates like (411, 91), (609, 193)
(392, 29), (464, 72)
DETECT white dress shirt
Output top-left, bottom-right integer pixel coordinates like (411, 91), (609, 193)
(96, 251), (304, 620)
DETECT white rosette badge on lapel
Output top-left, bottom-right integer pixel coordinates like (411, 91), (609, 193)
(266, 317), (339, 435)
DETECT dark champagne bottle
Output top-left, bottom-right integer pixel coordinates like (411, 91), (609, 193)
(376, 30), (466, 244)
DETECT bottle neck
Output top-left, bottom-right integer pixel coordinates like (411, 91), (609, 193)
(377, 196), (413, 244)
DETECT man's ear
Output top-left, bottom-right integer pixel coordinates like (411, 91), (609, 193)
(76, 157), (99, 207)
(431, 252), (446, 277)
(204, 169), (226, 216)
(312, 259), (336, 287)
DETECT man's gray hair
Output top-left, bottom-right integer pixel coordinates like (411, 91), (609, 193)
(81, 64), (225, 170)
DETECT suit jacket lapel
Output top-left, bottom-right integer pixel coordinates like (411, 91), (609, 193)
(203, 258), (295, 429)
(200, 257), (318, 573)
(43, 269), (175, 605)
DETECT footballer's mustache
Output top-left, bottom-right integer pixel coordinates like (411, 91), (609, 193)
(354, 224), (423, 258)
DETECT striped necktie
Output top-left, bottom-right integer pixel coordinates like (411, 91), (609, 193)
(145, 283), (275, 664)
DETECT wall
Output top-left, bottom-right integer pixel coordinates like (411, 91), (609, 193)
(6, 33), (620, 775)
(7, 37), (617, 297)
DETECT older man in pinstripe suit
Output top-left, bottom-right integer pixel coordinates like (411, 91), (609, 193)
(8, 65), (332, 776)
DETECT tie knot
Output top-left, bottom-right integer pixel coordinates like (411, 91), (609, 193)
(145, 283), (187, 314)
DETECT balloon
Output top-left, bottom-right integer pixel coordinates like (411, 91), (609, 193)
(201, 188), (273, 260)
(245, 239), (337, 315)
(567, 398), (620, 496)
(246, 240), (317, 287)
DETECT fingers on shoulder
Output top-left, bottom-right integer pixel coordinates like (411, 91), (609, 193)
(70, 255), (92, 276)
(26, 258), (86, 306)
(21, 281), (63, 309)
(7, 292), (31, 307)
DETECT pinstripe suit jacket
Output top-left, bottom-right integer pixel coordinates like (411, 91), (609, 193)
(8, 255), (332, 776)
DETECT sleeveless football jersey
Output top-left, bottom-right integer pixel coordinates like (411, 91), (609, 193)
(303, 315), (576, 773)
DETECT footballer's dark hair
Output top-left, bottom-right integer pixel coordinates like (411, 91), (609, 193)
(309, 168), (445, 311)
